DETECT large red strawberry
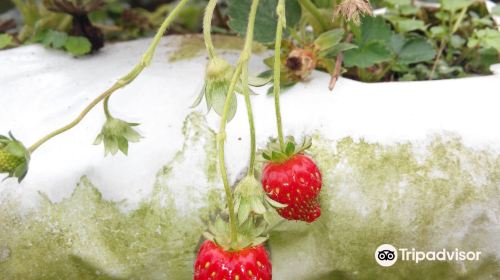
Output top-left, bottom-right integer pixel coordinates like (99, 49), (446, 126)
(261, 137), (322, 223)
(194, 240), (272, 280)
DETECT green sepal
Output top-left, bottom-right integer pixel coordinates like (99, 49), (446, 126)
(234, 176), (270, 225)
(202, 175), (286, 251)
(0, 132), (30, 182)
(265, 195), (287, 208)
(260, 136), (313, 163)
(94, 118), (141, 156)
(193, 57), (238, 121)
(204, 214), (270, 252)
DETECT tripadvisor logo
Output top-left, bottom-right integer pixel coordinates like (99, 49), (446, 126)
(375, 244), (482, 267)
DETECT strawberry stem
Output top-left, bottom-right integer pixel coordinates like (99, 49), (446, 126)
(203, 0), (217, 60)
(216, 0), (260, 246)
(273, 0), (286, 150)
(27, 0), (192, 154)
(103, 96), (112, 119)
(242, 64), (256, 176)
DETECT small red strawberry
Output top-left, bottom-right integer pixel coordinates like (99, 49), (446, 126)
(261, 137), (322, 223)
(194, 240), (272, 280)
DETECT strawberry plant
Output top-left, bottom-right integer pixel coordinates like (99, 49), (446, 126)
(255, 0), (500, 90)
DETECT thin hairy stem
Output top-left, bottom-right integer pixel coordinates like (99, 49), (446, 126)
(103, 96), (112, 119)
(27, 0), (191, 153)
(203, 0), (218, 59)
(273, 0), (286, 150)
(241, 66), (256, 176)
(217, 0), (260, 246)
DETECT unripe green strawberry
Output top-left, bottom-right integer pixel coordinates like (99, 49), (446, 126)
(0, 133), (30, 182)
(0, 150), (23, 173)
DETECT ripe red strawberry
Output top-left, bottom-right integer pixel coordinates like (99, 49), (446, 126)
(262, 152), (322, 223)
(194, 240), (272, 280)
(276, 197), (321, 223)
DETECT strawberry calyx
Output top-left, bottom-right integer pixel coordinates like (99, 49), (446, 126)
(261, 136), (312, 164)
(0, 132), (30, 182)
(93, 117), (141, 156)
(192, 57), (238, 120)
(203, 215), (268, 252)
(234, 176), (286, 225)
(204, 176), (285, 252)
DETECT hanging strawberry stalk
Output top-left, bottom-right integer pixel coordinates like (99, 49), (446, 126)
(261, 0), (324, 223)
(194, 0), (278, 279)
(0, 0), (192, 182)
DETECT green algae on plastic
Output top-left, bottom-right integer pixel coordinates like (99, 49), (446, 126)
(0, 113), (221, 280)
(269, 134), (500, 280)
(1, 113), (500, 279)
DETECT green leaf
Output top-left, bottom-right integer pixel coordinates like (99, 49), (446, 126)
(399, 73), (417, 81)
(470, 47), (499, 71)
(473, 29), (500, 52)
(320, 43), (358, 58)
(400, 5), (419, 16)
(430, 26), (448, 39)
(385, 0), (411, 5)
(387, 34), (406, 54)
(441, 0), (474, 13)
(394, 19), (426, 33)
(64, 36), (92, 56)
(359, 16), (393, 45)
(344, 41), (392, 68)
(228, 0), (301, 43)
(0, 34), (13, 49)
(450, 35), (466, 48)
(314, 29), (344, 51)
(42, 30), (68, 49)
(397, 38), (436, 64)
